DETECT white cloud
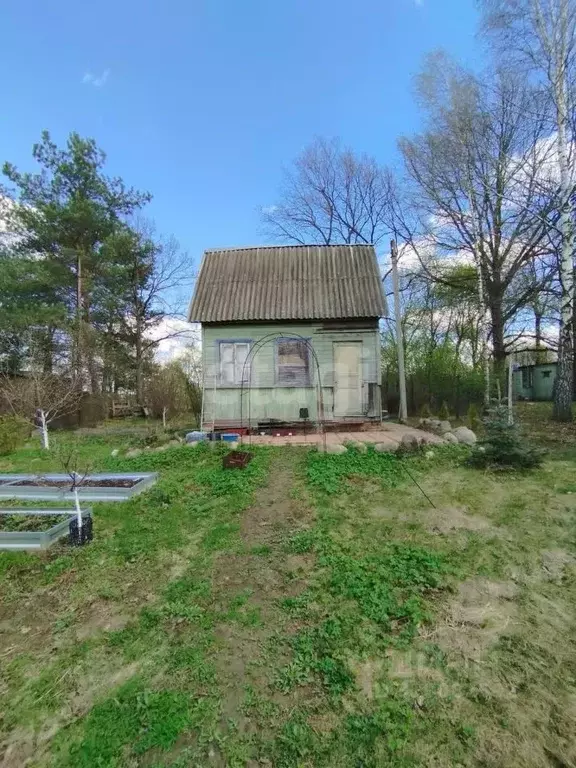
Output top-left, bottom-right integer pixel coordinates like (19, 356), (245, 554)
(82, 69), (110, 88)
(149, 318), (200, 364)
(261, 205), (278, 215)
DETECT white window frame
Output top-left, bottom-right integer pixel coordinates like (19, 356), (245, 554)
(218, 341), (251, 386)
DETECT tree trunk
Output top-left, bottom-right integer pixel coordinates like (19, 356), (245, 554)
(477, 264), (491, 408)
(83, 305), (100, 395)
(74, 252), (83, 383)
(40, 410), (49, 450)
(74, 485), (82, 530)
(553, 10), (574, 422)
(162, 406), (167, 429)
(489, 295), (507, 399)
(535, 312), (542, 349)
(135, 314), (143, 404)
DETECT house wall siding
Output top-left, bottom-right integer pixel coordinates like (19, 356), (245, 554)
(513, 363), (557, 401)
(201, 321), (381, 426)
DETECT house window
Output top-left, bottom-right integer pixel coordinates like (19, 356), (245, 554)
(522, 367), (533, 389)
(276, 338), (311, 386)
(542, 370), (552, 379)
(219, 341), (250, 386)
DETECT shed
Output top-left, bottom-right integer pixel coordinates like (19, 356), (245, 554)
(514, 362), (557, 401)
(188, 244), (387, 430)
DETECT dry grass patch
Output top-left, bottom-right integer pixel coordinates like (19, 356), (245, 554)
(430, 578), (519, 661)
(348, 657), (384, 700)
(541, 548), (575, 582)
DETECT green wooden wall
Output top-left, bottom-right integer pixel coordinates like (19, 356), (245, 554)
(513, 363), (557, 401)
(201, 321), (381, 426)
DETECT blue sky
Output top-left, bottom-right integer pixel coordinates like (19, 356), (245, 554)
(1, 0), (483, 269)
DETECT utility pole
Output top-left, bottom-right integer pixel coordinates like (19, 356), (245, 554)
(390, 240), (407, 422)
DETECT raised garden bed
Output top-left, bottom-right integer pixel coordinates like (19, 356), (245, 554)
(222, 451), (253, 469)
(9, 478), (137, 488)
(0, 508), (92, 550)
(0, 473), (158, 501)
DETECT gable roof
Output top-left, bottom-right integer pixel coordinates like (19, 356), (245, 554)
(188, 244), (386, 323)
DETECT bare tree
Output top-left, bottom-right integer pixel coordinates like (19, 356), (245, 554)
(481, 0), (576, 418)
(0, 369), (82, 450)
(97, 219), (196, 402)
(146, 362), (195, 428)
(262, 137), (395, 246)
(55, 442), (93, 534)
(397, 58), (559, 378)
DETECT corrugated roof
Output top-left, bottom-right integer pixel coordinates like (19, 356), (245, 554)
(188, 244), (386, 322)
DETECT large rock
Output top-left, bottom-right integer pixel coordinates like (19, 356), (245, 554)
(323, 443), (347, 455)
(438, 420), (452, 435)
(401, 433), (421, 450)
(452, 426), (477, 445)
(374, 442), (393, 453)
(126, 448), (142, 458)
(443, 432), (459, 444)
(344, 439), (367, 453)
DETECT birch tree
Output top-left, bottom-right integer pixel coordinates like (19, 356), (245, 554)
(481, 0), (576, 419)
(398, 58), (559, 377)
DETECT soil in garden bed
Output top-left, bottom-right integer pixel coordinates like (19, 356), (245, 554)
(10, 478), (137, 489)
(0, 514), (71, 532)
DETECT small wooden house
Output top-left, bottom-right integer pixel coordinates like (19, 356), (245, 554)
(514, 362), (557, 401)
(511, 345), (557, 401)
(188, 244), (387, 430)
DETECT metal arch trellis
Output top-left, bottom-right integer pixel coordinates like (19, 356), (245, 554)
(237, 332), (327, 449)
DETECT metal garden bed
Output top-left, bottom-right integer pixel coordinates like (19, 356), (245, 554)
(0, 508), (92, 550)
(0, 473), (158, 502)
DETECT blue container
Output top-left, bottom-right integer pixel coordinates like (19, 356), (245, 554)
(222, 433), (240, 443)
(185, 431), (208, 443)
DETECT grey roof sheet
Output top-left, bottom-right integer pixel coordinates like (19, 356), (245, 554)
(188, 244), (386, 322)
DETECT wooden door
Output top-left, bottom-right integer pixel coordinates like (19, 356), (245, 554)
(334, 342), (362, 417)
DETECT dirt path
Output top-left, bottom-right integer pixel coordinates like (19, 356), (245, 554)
(211, 451), (315, 737)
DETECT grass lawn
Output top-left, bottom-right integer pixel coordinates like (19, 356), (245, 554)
(0, 409), (575, 766)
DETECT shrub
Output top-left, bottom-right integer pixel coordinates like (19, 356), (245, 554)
(438, 401), (450, 421)
(468, 406), (543, 470)
(0, 415), (31, 455)
(420, 403), (433, 418)
(467, 403), (480, 432)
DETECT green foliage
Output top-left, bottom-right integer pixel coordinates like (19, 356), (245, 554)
(420, 402), (433, 418)
(306, 447), (403, 494)
(438, 401), (450, 421)
(277, 615), (356, 695)
(147, 361), (200, 421)
(342, 701), (413, 763)
(0, 253), (67, 372)
(277, 526), (449, 697)
(382, 336), (485, 416)
(467, 402), (480, 432)
(0, 415), (30, 455)
(321, 543), (447, 635)
(2, 132), (151, 376)
(469, 406), (544, 470)
(60, 679), (192, 766)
